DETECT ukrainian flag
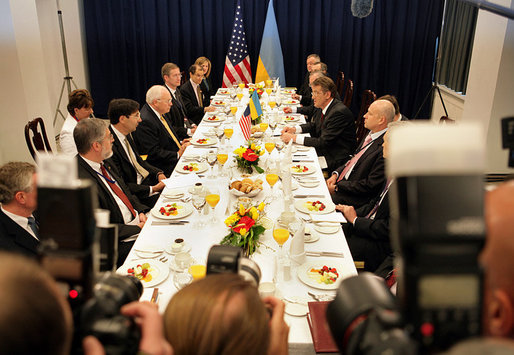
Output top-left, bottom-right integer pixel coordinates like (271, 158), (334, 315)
(255, 0), (286, 86)
(249, 90), (263, 119)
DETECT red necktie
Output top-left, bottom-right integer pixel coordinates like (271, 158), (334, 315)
(100, 164), (137, 218)
(337, 134), (373, 182)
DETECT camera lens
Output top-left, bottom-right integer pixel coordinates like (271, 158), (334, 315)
(94, 273), (143, 307)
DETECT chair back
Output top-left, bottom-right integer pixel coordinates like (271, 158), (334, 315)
(180, 71), (187, 86)
(336, 71), (345, 98)
(24, 117), (52, 161)
(343, 79), (354, 108)
(355, 90), (377, 145)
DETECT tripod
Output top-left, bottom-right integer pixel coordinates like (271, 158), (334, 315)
(413, 82), (448, 120)
(53, 0), (78, 127)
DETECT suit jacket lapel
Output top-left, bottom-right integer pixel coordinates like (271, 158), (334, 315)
(0, 210), (39, 253)
(110, 126), (132, 167)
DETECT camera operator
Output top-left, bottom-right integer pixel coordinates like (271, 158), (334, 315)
(164, 273), (289, 355)
(0, 251), (171, 355)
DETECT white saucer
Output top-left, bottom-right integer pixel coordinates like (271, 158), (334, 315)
(134, 245), (164, 259)
(298, 180), (320, 188)
(284, 302), (308, 317)
(313, 223), (340, 234)
(165, 243), (192, 255)
(304, 228), (320, 243)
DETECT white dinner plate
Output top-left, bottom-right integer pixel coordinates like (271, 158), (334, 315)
(313, 223), (340, 234)
(151, 202), (193, 220)
(204, 115), (225, 123)
(217, 89), (230, 95)
(191, 137), (218, 146)
(176, 162), (208, 174)
(212, 100), (227, 106)
(283, 99), (300, 105)
(121, 259), (169, 288)
(134, 244), (164, 259)
(295, 145), (311, 152)
(290, 164), (316, 175)
(284, 302), (309, 317)
(163, 188), (185, 199)
(297, 180), (320, 188)
(282, 115), (300, 123)
(294, 198), (335, 215)
(297, 260), (344, 290)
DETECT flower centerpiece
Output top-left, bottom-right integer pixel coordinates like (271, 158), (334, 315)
(248, 87), (265, 99)
(221, 202), (267, 256)
(233, 141), (265, 174)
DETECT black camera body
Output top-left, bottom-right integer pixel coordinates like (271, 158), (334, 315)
(38, 180), (142, 354)
(206, 245), (262, 286)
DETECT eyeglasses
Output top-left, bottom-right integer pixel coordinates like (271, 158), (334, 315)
(157, 99), (173, 104)
(311, 90), (325, 97)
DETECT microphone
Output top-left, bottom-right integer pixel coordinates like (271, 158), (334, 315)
(351, 0), (374, 18)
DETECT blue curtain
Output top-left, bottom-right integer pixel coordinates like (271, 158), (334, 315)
(84, 0), (443, 119)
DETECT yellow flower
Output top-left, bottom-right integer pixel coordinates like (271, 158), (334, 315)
(259, 149), (265, 156)
(249, 207), (259, 220)
(239, 204), (246, 216)
(224, 214), (240, 226)
(234, 147), (245, 158)
(239, 228), (247, 236)
(257, 202), (265, 211)
(250, 143), (256, 151)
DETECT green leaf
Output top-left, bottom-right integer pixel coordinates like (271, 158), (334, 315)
(254, 165), (264, 174)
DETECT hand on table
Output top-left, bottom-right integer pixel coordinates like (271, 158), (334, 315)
(82, 302), (173, 355)
(281, 126), (296, 134)
(326, 174), (337, 194)
(204, 106), (216, 113)
(291, 93), (300, 100)
(152, 181), (166, 193)
(178, 141), (190, 157)
(263, 297), (289, 355)
(336, 205), (357, 224)
(281, 132), (296, 144)
(137, 213), (148, 229)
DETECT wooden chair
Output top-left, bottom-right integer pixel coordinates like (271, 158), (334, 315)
(343, 79), (354, 108)
(180, 71), (187, 85)
(24, 117), (52, 161)
(335, 71), (345, 98)
(355, 90), (376, 145)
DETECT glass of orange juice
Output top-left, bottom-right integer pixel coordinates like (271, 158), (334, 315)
(265, 88), (273, 96)
(230, 106), (238, 116)
(273, 221), (290, 256)
(236, 92), (244, 101)
(205, 187), (220, 223)
(259, 121), (269, 133)
(268, 100), (276, 110)
(264, 138), (275, 155)
(238, 82), (245, 89)
(217, 148), (229, 177)
(224, 125), (234, 142)
(188, 264), (207, 281)
(265, 79), (273, 88)
(266, 169), (279, 201)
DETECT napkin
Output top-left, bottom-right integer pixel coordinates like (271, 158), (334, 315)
(290, 220), (306, 265)
(310, 213), (346, 223)
(163, 174), (201, 189)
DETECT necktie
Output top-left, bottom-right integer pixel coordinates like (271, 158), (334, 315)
(27, 216), (39, 239)
(100, 164), (137, 218)
(124, 137), (149, 179)
(337, 134), (373, 182)
(365, 178), (393, 219)
(160, 115), (182, 149)
(196, 85), (203, 107)
(320, 113), (325, 123)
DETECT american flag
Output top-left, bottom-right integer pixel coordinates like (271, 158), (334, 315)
(240, 106), (252, 141)
(222, 1), (252, 88)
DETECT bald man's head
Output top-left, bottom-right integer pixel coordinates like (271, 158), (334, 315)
(481, 181), (514, 337)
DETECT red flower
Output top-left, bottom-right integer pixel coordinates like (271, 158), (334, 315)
(232, 216), (256, 234)
(242, 148), (259, 162)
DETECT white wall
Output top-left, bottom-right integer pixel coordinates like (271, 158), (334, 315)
(0, 0), (87, 165)
(431, 0), (514, 174)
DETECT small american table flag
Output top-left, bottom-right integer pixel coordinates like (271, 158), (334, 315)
(222, 0), (252, 88)
(240, 106), (252, 141)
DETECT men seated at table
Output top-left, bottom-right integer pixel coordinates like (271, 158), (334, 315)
(179, 64), (216, 125)
(133, 85), (190, 176)
(326, 99), (394, 208)
(162, 62), (196, 140)
(60, 89), (94, 156)
(281, 76), (356, 172)
(481, 179), (514, 338)
(164, 273), (288, 355)
(0, 162), (39, 258)
(74, 118), (149, 265)
(336, 126), (396, 273)
(378, 94), (409, 122)
(296, 53), (320, 100)
(284, 70), (326, 122)
(106, 98), (166, 208)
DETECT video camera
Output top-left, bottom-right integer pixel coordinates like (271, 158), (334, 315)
(36, 155), (142, 354)
(327, 123), (486, 354)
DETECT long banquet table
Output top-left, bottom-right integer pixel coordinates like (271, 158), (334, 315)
(120, 86), (357, 354)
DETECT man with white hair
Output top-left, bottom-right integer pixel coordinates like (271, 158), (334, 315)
(134, 85), (190, 176)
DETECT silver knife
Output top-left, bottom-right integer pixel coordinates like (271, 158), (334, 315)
(294, 195), (325, 198)
(292, 160), (314, 162)
(151, 221), (189, 225)
(306, 251), (344, 257)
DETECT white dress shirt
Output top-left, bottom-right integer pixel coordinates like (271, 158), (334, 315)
(59, 113), (79, 156)
(0, 205), (38, 240)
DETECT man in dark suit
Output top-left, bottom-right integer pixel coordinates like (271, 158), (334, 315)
(327, 99), (395, 208)
(281, 76), (356, 172)
(297, 54), (320, 99)
(162, 62), (196, 140)
(284, 70), (328, 122)
(106, 98), (166, 208)
(74, 118), (149, 265)
(133, 85), (190, 176)
(336, 128), (395, 272)
(179, 64), (215, 125)
(0, 162), (39, 258)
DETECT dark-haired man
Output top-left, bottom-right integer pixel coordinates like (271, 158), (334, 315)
(179, 64), (215, 124)
(106, 98), (166, 208)
(281, 76), (356, 172)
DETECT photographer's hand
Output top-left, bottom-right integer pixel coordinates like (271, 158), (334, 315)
(263, 296), (289, 355)
(83, 336), (105, 355)
(121, 301), (173, 355)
